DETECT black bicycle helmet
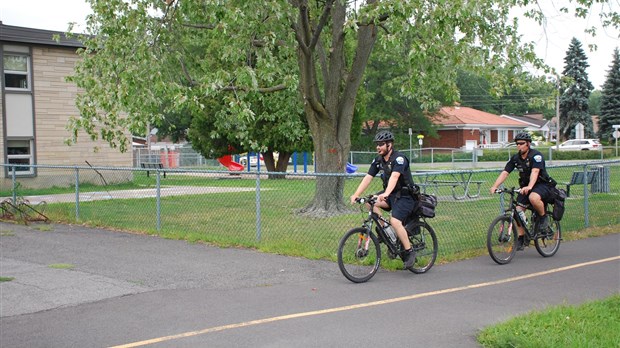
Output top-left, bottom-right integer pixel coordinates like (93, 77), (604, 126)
(514, 132), (532, 142)
(374, 130), (394, 143)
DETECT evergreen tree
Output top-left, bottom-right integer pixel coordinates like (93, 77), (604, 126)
(559, 38), (595, 140)
(598, 48), (620, 143)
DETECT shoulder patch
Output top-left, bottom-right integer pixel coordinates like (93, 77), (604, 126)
(395, 156), (405, 165)
(533, 154), (543, 162)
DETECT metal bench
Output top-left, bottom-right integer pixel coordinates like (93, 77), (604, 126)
(141, 162), (166, 178)
(564, 170), (596, 197)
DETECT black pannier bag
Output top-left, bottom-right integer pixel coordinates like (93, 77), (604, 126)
(552, 187), (567, 221)
(416, 193), (438, 218)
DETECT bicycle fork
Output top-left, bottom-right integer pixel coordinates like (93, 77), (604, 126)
(498, 213), (515, 243)
(355, 223), (374, 257)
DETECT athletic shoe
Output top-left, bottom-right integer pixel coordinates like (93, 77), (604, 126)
(403, 248), (416, 269)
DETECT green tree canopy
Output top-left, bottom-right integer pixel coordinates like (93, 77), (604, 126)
(67, 0), (619, 215)
(457, 70), (556, 118)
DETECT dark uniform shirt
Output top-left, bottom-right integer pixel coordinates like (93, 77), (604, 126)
(367, 150), (415, 194)
(367, 149), (417, 221)
(504, 148), (552, 187)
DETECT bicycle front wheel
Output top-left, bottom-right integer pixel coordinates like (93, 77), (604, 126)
(535, 219), (561, 257)
(407, 221), (438, 274)
(487, 215), (517, 265)
(337, 227), (381, 283)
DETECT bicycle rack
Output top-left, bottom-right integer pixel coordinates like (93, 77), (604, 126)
(0, 199), (50, 224)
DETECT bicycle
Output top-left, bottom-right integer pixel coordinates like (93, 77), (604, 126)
(487, 187), (562, 265)
(337, 195), (438, 283)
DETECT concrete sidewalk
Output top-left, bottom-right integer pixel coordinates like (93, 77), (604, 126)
(0, 221), (335, 318)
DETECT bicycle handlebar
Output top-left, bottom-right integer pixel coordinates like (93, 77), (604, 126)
(494, 187), (522, 194)
(355, 195), (377, 205)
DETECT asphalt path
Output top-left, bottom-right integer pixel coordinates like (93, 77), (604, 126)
(1, 222), (618, 348)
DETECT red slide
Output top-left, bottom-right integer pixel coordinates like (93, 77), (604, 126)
(217, 155), (244, 171)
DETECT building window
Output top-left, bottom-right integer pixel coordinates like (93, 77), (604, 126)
(6, 139), (34, 175)
(3, 54), (30, 90)
(498, 130), (508, 143)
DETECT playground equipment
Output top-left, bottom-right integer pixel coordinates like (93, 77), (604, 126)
(217, 155), (244, 171)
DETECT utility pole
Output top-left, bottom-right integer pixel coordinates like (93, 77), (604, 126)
(555, 75), (561, 151)
(408, 128), (413, 163)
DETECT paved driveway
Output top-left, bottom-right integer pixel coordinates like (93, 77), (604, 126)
(1, 222), (618, 347)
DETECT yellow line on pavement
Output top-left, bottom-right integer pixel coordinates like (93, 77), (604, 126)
(110, 256), (620, 348)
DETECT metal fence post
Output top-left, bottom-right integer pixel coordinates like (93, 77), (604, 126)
(11, 165), (16, 203)
(583, 164), (589, 228)
(255, 172), (262, 242)
(548, 147), (553, 163)
(156, 170), (161, 231)
(304, 152), (308, 173)
(75, 167), (80, 220)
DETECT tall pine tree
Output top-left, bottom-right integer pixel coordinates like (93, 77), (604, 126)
(598, 48), (620, 143)
(560, 38), (595, 140)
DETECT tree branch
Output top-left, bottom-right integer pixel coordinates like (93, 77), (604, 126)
(178, 58), (195, 86)
(221, 84), (287, 93)
(180, 23), (217, 30)
(309, 0), (335, 50)
(298, 1), (312, 52)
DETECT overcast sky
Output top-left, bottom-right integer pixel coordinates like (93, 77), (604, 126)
(1, 0), (618, 89)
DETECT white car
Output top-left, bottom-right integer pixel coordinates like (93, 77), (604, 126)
(558, 139), (602, 151)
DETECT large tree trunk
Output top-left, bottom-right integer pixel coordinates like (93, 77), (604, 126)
(293, 0), (377, 217)
(297, 108), (350, 217)
(263, 151), (291, 179)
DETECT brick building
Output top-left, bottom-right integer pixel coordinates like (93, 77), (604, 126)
(428, 106), (528, 149)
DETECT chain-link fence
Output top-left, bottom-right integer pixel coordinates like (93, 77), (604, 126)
(1, 160), (618, 262)
(351, 146), (619, 166)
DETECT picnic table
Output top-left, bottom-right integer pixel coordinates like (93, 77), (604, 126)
(415, 170), (484, 200)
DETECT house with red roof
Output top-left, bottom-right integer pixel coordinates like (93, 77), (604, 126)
(427, 106), (528, 149)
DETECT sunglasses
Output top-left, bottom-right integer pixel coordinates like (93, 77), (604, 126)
(515, 142), (527, 146)
(376, 142), (387, 147)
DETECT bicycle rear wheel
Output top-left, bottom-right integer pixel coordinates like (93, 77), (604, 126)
(407, 221), (438, 274)
(487, 215), (517, 265)
(535, 219), (561, 257)
(337, 227), (381, 283)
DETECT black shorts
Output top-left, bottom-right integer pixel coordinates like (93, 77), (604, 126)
(387, 193), (417, 221)
(517, 183), (555, 208)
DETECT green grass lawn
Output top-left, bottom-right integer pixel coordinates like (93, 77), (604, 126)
(3, 164), (619, 270)
(478, 294), (620, 348)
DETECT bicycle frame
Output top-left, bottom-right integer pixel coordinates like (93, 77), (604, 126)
(488, 187), (562, 264)
(339, 195), (439, 281)
(498, 188), (547, 240)
(358, 196), (407, 259)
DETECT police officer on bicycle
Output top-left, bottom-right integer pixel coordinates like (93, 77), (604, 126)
(350, 130), (417, 269)
(490, 132), (556, 250)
